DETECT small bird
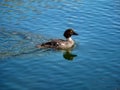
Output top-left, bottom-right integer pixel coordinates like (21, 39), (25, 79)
(36, 29), (78, 50)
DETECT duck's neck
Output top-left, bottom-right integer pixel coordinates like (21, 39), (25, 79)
(66, 37), (73, 41)
(66, 37), (74, 43)
(66, 37), (75, 46)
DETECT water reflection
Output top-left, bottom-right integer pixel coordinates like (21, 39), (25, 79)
(63, 51), (77, 61)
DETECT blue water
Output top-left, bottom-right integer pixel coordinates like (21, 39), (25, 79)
(0, 0), (120, 90)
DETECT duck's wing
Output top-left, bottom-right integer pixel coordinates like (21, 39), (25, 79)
(41, 39), (65, 48)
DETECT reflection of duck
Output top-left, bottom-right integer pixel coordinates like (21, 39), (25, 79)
(36, 29), (78, 50)
(63, 51), (77, 60)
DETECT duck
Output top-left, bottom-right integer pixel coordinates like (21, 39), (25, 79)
(36, 28), (78, 50)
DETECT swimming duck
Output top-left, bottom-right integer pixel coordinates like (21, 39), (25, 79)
(36, 29), (78, 50)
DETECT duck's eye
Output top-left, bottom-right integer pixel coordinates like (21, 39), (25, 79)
(70, 30), (73, 34)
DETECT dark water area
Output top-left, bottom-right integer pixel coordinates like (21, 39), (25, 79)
(0, 0), (120, 90)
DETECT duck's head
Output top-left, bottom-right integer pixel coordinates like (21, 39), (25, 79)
(64, 29), (78, 38)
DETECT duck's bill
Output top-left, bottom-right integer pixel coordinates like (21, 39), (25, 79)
(73, 32), (78, 35)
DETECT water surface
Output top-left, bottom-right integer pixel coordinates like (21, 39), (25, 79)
(0, 0), (120, 90)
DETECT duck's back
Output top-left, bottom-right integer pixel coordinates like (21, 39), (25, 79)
(40, 39), (65, 49)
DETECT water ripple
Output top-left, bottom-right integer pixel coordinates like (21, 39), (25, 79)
(0, 0), (120, 90)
